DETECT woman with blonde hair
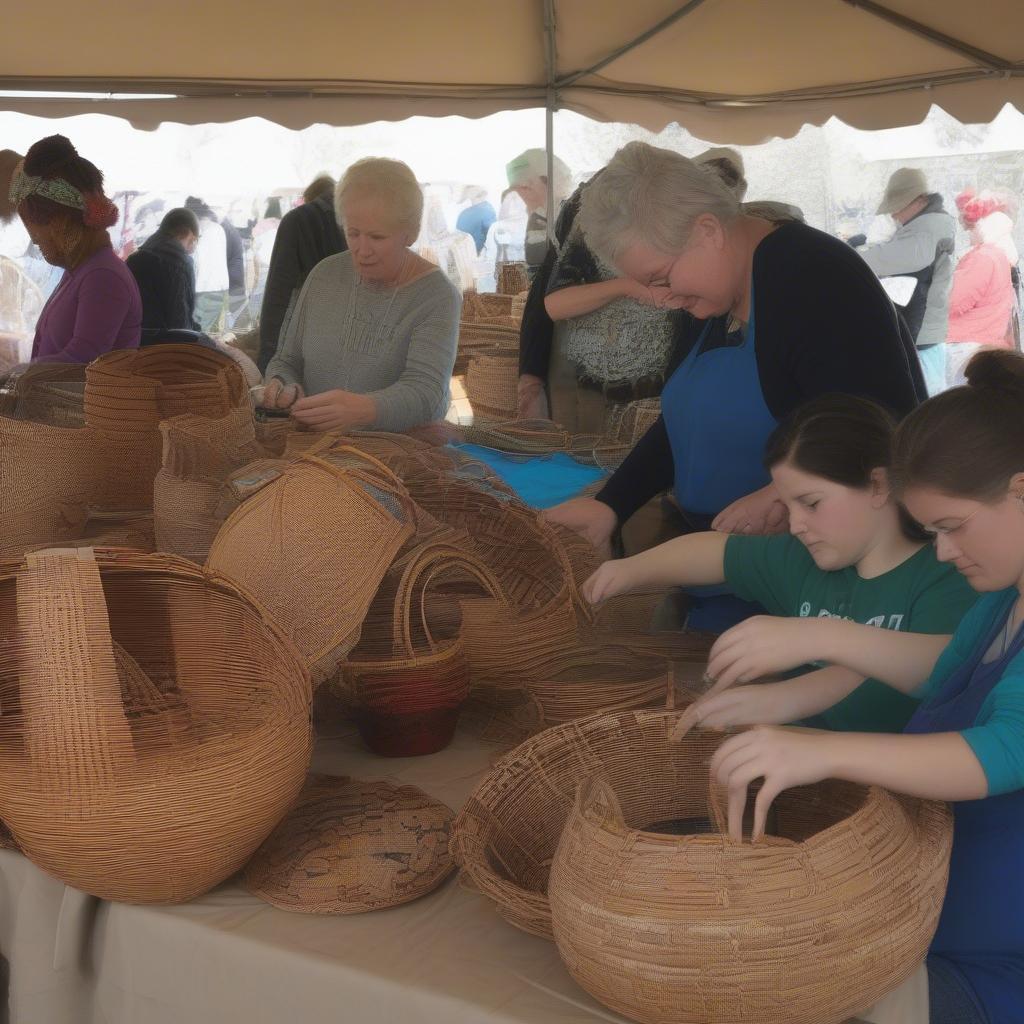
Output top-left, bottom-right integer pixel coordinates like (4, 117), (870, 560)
(263, 157), (460, 433)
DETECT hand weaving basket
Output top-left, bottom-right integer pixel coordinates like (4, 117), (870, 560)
(242, 773), (455, 914)
(341, 541), (507, 756)
(206, 445), (417, 682)
(549, 743), (952, 1024)
(0, 547), (312, 903)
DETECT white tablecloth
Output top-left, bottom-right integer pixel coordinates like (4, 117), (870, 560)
(0, 726), (633, 1024)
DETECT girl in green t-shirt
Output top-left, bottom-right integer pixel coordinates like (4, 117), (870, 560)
(584, 393), (977, 734)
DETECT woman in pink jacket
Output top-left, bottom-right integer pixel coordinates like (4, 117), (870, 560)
(947, 190), (1018, 386)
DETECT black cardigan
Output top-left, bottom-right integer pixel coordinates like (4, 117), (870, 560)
(596, 221), (927, 523)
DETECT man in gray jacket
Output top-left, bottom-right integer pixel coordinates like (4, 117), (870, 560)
(854, 168), (955, 395)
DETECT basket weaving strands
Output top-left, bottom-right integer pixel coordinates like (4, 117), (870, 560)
(0, 547), (312, 903)
(154, 407), (262, 562)
(465, 351), (519, 421)
(207, 447), (416, 681)
(454, 321), (518, 376)
(84, 345), (249, 512)
(497, 261), (528, 295)
(550, 770), (952, 1024)
(0, 413), (94, 555)
(461, 292), (514, 320)
(242, 773), (456, 914)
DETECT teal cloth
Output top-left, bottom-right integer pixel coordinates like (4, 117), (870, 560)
(451, 443), (608, 509)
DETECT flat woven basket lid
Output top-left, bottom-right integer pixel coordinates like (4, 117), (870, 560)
(242, 773), (456, 914)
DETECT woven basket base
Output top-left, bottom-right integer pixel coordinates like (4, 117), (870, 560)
(242, 773), (456, 914)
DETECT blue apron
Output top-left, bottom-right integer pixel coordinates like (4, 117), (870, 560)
(904, 593), (1024, 1023)
(660, 293), (778, 631)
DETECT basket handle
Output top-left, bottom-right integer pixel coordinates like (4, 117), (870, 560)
(391, 543), (507, 659)
(16, 547), (136, 789)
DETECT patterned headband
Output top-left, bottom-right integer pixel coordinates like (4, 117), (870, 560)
(8, 158), (118, 228)
(8, 161), (85, 211)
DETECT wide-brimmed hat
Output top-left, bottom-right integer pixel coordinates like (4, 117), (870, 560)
(878, 168), (928, 216)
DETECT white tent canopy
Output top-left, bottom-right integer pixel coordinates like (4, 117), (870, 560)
(2, 0), (1023, 141)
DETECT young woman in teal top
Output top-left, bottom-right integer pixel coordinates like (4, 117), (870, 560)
(673, 350), (1024, 1023)
(584, 394), (977, 735)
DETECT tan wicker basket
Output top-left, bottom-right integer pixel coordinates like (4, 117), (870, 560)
(340, 540), (507, 756)
(206, 445), (417, 681)
(242, 773), (455, 914)
(550, 765), (952, 1024)
(465, 351), (519, 421)
(84, 345), (249, 512)
(154, 407), (263, 563)
(0, 547), (312, 903)
(497, 261), (528, 295)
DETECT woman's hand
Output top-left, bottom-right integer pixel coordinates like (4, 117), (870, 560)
(582, 558), (641, 604)
(710, 726), (835, 841)
(261, 377), (304, 410)
(516, 374), (549, 420)
(706, 615), (830, 693)
(290, 389), (377, 432)
(712, 484), (788, 535)
(542, 497), (617, 559)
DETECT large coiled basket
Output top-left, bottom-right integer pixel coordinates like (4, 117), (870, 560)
(547, 717), (952, 1024)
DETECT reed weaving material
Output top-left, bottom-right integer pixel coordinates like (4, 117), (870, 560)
(0, 547), (312, 903)
(497, 261), (528, 295)
(242, 773), (455, 914)
(341, 541), (506, 756)
(84, 345), (249, 512)
(461, 292), (514, 319)
(548, 747), (952, 1024)
(465, 351), (519, 421)
(154, 407), (263, 562)
(207, 446), (416, 681)
(0, 361), (86, 426)
(0, 413), (94, 555)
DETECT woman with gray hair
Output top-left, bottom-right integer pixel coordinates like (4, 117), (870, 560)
(263, 157), (460, 433)
(545, 141), (926, 633)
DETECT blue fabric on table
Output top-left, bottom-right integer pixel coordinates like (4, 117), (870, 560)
(450, 443), (608, 509)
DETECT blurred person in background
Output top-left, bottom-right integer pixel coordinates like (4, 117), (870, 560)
(257, 172), (347, 372)
(505, 148), (571, 281)
(456, 185), (496, 254)
(186, 196), (229, 333)
(126, 206), (200, 334)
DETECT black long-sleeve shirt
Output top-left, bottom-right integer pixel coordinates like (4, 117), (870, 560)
(257, 195), (347, 372)
(597, 221), (927, 523)
(126, 231), (199, 332)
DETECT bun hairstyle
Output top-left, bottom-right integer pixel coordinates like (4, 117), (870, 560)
(19, 134), (118, 229)
(892, 349), (1024, 502)
(764, 393), (928, 542)
(0, 149), (23, 223)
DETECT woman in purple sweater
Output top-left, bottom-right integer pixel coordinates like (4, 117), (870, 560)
(10, 135), (141, 363)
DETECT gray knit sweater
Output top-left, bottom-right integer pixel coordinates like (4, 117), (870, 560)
(265, 251), (461, 431)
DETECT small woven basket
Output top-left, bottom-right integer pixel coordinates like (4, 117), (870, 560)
(341, 541), (507, 757)
(551, 763), (952, 1024)
(465, 351), (519, 421)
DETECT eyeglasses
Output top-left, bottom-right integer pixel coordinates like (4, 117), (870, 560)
(921, 506), (981, 539)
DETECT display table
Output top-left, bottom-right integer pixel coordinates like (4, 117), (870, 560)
(0, 725), (633, 1024)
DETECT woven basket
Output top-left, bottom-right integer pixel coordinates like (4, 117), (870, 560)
(550, 766), (952, 1024)
(341, 541), (507, 756)
(0, 361), (86, 426)
(207, 445), (416, 681)
(465, 351), (519, 421)
(242, 773), (455, 914)
(454, 321), (518, 376)
(497, 261), (528, 295)
(154, 407), (262, 563)
(84, 345), (249, 512)
(0, 547), (312, 903)
(462, 292), (514, 319)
